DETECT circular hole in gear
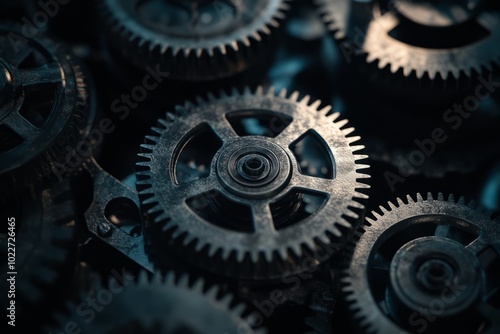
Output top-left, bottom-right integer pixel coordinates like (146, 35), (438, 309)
(104, 197), (143, 237)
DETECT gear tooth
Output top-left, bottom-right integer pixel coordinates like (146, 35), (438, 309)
(300, 95), (311, 106)
(396, 197), (405, 206)
(165, 271), (176, 286)
(178, 274), (190, 288)
(137, 152), (152, 160)
(337, 217), (352, 229)
(468, 199), (477, 208)
(342, 127), (356, 136)
(243, 86), (253, 96)
(232, 303), (246, 317)
(267, 86), (276, 96)
(310, 99), (322, 111)
(152, 272), (163, 285)
(140, 144), (156, 152)
(144, 135), (159, 143)
(327, 111), (340, 121)
(335, 118), (349, 129)
(416, 193), (425, 202)
(206, 285), (219, 300)
(289, 91), (300, 102)
(241, 37), (251, 47)
(138, 271), (149, 285)
(457, 196), (466, 205)
(319, 105), (333, 116)
(278, 87), (288, 98)
(207, 91), (217, 101)
(151, 126), (164, 135)
(253, 86), (264, 96)
(427, 192), (434, 201)
(447, 193), (455, 202)
(250, 251), (260, 263)
(195, 95), (206, 105)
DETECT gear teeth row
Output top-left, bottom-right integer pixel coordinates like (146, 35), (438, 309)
(98, 0), (291, 81)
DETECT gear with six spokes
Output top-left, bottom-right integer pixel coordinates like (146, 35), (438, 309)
(97, 0), (291, 81)
(136, 87), (370, 280)
(342, 193), (500, 334)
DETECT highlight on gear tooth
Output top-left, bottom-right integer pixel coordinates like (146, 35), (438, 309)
(136, 86), (371, 280)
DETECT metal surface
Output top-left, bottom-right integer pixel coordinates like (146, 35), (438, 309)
(342, 193), (500, 333)
(316, 0), (500, 82)
(98, 0), (290, 80)
(136, 87), (370, 280)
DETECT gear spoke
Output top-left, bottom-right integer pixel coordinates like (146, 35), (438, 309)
(20, 63), (62, 87)
(274, 119), (307, 147)
(434, 224), (451, 237)
(209, 117), (239, 142)
(466, 238), (486, 254)
(292, 173), (335, 195)
(175, 175), (217, 202)
(3, 111), (40, 141)
(251, 202), (276, 234)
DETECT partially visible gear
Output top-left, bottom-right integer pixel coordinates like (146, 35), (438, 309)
(342, 193), (500, 333)
(0, 181), (77, 325)
(316, 0), (500, 99)
(0, 25), (97, 195)
(51, 271), (263, 333)
(136, 87), (370, 280)
(97, 0), (290, 81)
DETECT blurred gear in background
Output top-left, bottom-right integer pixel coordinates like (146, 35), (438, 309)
(97, 0), (291, 81)
(52, 271), (263, 333)
(136, 87), (370, 280)
(0, 181), (76, 329)
(342, 193), (500, 334)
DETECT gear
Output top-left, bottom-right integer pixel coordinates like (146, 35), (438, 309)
(136, 87), (370, 280)
(342, 193), (500, 334)
(97, 0), (290, 81)
(52, 271), (263, 333)
(0, 181), (76, 324)
(316, 0), (500, 96)
(0, 25), (97, 195)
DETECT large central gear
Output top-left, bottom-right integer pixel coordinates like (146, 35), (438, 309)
(316, 0), (500, 87)
(136, 87), (370, 280)
(342, 193), (500, 334)
(98, 0), (290, 81)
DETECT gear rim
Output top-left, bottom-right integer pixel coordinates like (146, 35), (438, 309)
(137, 87), (370, 280)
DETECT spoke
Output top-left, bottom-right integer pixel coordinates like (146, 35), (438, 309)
(175, 175), (217, 203)
(292, 174), (336, 194)
(274, 119), (308, 147)
(209, 116), (239, 142)
(252, 203), (276, 234)
(2, 111), (40, 141)
(434, 224), (451, 238)
(20, 63), (62, 86)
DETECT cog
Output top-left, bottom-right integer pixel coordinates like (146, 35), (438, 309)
(342, 193), (500, 334)
(52, 271), (263, 333)
(0, 181), (77, 324)
(136, 87), (370, 280)
(316, 0), (500, 87)
(0, 25), (97, 195)
(97, 0), (290, 81)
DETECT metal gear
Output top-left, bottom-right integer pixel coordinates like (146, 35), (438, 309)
(316, 0), (500, 89)
(0, 25), (96, 195)
(136, 87), (370, 280)
(52, 271), (263, 333)
(342, 193), (500, 334)
(0, 181), (77, 324)
(97, 0), (290, 81)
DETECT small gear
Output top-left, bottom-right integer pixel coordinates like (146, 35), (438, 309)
(97, 0), (290, 81)
(342, 193), (500, 334)
(52, 271), (263, 333)
(136, 87), (370, 280)
(0, 25), (97, 194)
(0, 181), (77, 325)
(316, 0), (500, 96)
